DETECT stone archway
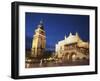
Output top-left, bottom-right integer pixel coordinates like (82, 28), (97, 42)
(63, 52), (69, 61)
(68, 52), (77, 62)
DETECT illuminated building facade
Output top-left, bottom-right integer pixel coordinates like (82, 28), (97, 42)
(31, 20), (46, 58)
(55, 33), (89, 61)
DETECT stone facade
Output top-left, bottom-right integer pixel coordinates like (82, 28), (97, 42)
(31, 20), (46, 58)
(55, 33), (89, 61)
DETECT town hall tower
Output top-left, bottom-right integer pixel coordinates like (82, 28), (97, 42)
(31, 20), (46, 58)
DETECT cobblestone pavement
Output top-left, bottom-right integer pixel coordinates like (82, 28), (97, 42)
(25, 59), (89, 68)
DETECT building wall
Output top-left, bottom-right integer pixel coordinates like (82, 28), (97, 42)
(31, 23), (46, 58)
(55, 33), (89, 61)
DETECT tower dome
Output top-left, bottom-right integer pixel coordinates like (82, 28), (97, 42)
(37, 20), (44, 30)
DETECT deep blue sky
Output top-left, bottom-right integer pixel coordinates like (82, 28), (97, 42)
(25, 12), (89, 50)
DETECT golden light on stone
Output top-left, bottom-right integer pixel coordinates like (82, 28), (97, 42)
(31, 20), (46, 58)
(26, 21), (89, 68)
(55, 32), (89, 61)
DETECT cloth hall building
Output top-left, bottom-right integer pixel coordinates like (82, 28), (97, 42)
(55, 33), (89, 61)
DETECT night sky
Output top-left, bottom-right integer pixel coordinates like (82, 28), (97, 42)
(25, 12), (89, 50)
